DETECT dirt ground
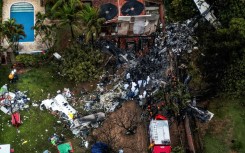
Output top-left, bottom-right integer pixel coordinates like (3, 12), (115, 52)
(92, 101), (149, 153)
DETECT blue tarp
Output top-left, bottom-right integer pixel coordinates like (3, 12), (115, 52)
(91, 142), (108, 153)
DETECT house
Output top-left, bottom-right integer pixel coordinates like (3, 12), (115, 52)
(1, 0), (165, 54)
(90, 0), (165, 51)
(1, 0), (46, 53)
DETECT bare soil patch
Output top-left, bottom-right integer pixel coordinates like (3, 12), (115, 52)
(17, 68), (31, 74)
(92, 101), (149, 153)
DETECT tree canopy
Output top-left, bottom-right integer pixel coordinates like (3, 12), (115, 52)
(165, 0), (245, 97)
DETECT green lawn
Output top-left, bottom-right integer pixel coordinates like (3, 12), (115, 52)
(11, 66), (74, 101)
(203, 97), (245, 153)
(0, 65), (80, 153)
(0, 108), (59, 152)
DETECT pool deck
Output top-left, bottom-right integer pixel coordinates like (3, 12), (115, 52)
(2, 0), (46, 52)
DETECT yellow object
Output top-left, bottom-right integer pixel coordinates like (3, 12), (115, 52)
(22, 141), (28, 144)
(68, 113), (74, 119)
(9, 74), (14, 80)
(148, 143), (154, 149)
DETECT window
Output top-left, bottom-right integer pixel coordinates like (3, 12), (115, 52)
(10, 2), (34, 42)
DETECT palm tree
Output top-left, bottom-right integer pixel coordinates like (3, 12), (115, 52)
(3, 19), (26, 43)
(2, 18), (26, 63)
(51, 0), (83, 39)
(51, 0), (82, 11)
(33, 12), (57, 50)
(78, 4), (106, 43)
(43, 0), (56, 6)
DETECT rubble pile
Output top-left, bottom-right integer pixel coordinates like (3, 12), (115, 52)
(0, 84), (30, 115)
(82, 19), (213, 122)
(39, 88), (105, 137)
(163, 19), (197, 54)
(80, 20), (200, 114)
(40, 19), (212, 138)
(80, 46), (170, 113)
(121, 48), (169, 102)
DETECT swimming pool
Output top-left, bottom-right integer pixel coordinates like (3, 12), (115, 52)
(10, 2), (34, 42)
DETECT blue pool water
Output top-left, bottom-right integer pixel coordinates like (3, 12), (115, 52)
(10, 2), (34, 42)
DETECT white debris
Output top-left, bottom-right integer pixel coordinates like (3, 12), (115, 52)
(32, 103), (39, 107)
(84, 141), (89, 148)
(0, 85), (30, 114)
(63, 88), (72, 98)
(126, 73), (130, 80)
(124, 83), (129, 90)
(40, 94), (77, 120)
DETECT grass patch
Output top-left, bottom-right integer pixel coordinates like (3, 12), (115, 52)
(203, 97), (245, 153)
(204, 134), (228, 153)
(0, 65), (80, 152)
(10, 66), (74, 100)
(0, 108), (59, 152)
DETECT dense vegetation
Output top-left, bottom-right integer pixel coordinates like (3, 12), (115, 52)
(165, 1), (245, 152)
(1, 19), (26, 63)
(165, 0), (245, 97)
(198, 18), (245, 97)
(12, 1), (105, 83)
(55, 44), (104, 82)
(197, 0), (245, 97)
(164, 0), (198, 22)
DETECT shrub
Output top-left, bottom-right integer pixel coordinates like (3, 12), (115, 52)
(16, 54), (48, 67)
(231, 141), (243, 152)
(172, 146), (185, 153)
(58, 45), (104, 83)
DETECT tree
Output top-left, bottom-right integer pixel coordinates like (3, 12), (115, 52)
(51, 0), (77, 12)
(168, 0), (245, 97)
(93, 101), (146, 152)
(194, 18), (245, 97)
(78, 4), (105, 43)
(51, 0), (83, 39)
(112, 106), (141, 135)
(220, 18), (245, 97)
(206, 0), (245, 26)
(2, 18), (26, 63)
(33, 12), (57, 51)
(43, 0), (56, 6)
(94, 123), (120, 152)
(164, 0), (198, 22)
(58, 44), (104, 82)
